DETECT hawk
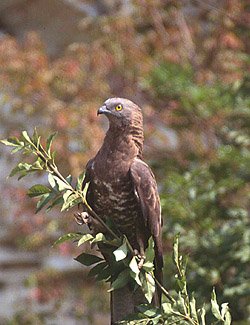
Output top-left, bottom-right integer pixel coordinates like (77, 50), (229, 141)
(79, 98), (163, 322)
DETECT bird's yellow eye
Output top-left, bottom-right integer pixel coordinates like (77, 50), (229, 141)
(115, 104), (123, 111)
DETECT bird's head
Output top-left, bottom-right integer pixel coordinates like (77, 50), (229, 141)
(98, 97), (144, 155)
(97, 97), (143, 129)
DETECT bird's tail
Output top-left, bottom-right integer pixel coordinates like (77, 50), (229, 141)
(154, 236), (163, 306)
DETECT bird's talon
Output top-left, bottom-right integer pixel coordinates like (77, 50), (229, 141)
(133, 250), (145, 269)
(133, 249), (139, 256)
(74, 212), (84, 225)
(138, 255), (146, 269)
(74, 212), (90, 225)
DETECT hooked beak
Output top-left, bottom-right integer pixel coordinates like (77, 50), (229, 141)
(97, 105), (110, 116)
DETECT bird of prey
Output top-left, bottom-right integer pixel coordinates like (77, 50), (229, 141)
(78, 98), (163, 322)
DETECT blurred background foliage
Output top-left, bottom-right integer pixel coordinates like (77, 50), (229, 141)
(0, 0), (249, 324)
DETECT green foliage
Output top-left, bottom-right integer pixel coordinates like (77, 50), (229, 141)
(1, 130), (91, 216)
(52, 233), (83, 246)
(211, 289), (231, 325)
(52, 230), (232, 324)
(74, 252), (104, 266)
(144, 62), (194, 101)
(118, 235), (232, 324)
(113, 240), (129, 261)
(146, 62), (250, 322)
(1, 130), (162, 306)
(27, 184), (51, 197)
(1, 2), (249, 323)
(1, 129), (234, 324)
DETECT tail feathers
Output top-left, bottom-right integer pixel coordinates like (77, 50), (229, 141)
(153, 237), (163, 305)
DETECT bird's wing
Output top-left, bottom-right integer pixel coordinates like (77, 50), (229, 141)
(130, 157), (162, 238)
(81, 158), (94, 191)
(130, 157), (163, 285)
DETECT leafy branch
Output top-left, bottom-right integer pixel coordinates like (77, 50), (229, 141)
(118, 235), (232, 325)
(1, 129), (158, 303)
(53, 231), (232, 325)
(1, 129), (118, 239)
(1, 129), (232, 325)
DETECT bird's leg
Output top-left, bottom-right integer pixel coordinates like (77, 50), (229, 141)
(74, 211), (92, 227)
(74, 206), (107, 235)
(136, 236), (146, 269)
(138, 250), (146, 270)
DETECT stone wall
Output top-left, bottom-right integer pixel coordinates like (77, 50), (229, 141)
(0, 0), (111, 56)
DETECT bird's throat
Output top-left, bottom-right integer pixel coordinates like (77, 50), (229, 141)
(105, 127), (143, 160)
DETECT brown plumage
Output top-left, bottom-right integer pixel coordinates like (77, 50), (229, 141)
(81, 98), (163, 322)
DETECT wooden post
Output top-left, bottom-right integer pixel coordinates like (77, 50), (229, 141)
(111, 285), (145, 324)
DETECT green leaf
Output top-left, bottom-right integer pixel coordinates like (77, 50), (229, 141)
(66, 174), (72, 184)
(76, 172), (85, 190)
(46, 196), (64, 212)
(82, 181), (90, 198)
(221, 303), (232, 325)
(61, 191), (80, 211)
(36, 193), (54, 213)
(92, 262), (112, 282)
(22, 131), (32, 144)
(198, 306), (206, 325)
(136, 305), (159, 318)
(32, 128), (40, 146)
(96, 265), (112, 282)
(22, 163), (33, 170)
(46, 132), (57, 155)
(9, 165), (23, 177)
(91, 232), (105, 243)
(145, 237), (155, 263)
(224, 308), (232, 325)
(53, 176), (71, 191)
(220, 303), (231, 324)
(108, 269), (130, 292)
(142, 261), (154, 272)
(190, 294), (198, 322)
(129, 256), (140, 274)
(221, 303), (229, 319)
(11, 146), (24, 153)
(129, 256), (142, 286)
(211, 288), (223, 320)
(177, 292), (188, 314)
(51, 151), (56, 164)
(136, 304), (161, 318)
(88, 261), (109, 278)
(53, 233), (82, 247)
(176, 278), (186, 292)
(142, 272), (155, 303)
(74, 253), (103, 266)
(17, 171), (29, 180)
(27, 184), (51, 197)
(48, 173), (57, 189)
(162, 302), (173, 315)
(9, 163), (32, 178)
(32, 159), (43, 170)
(173, 234), (180, 268)
(62, 189), (73, 202)
(113, 241), (128, 261)
(61, 190), (76, 211)
(78, 234), (94, 246)
(1, 137), (21, 147)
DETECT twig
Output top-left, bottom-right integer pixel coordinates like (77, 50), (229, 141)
(153, 275), (175, 304)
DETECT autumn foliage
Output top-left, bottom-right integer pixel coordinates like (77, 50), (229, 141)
(0, 0), (249, 323)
